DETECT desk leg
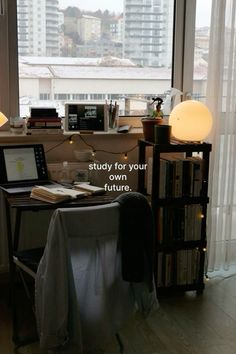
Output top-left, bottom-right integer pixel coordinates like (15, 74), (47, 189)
(5, 199), (14, 304)
(5, 198), (23, 345)
(12, 210), (22, 345)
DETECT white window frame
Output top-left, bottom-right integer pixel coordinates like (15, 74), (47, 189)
(172, 0), (197, 98)
(0, 0), (196, 131)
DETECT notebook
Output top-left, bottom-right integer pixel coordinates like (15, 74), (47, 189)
(0, 144), (59, 194)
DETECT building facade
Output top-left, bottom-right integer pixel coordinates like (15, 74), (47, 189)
(123, 0), (173, 67)
(17, 0), (60, 56)
(77, 15), (101, 42)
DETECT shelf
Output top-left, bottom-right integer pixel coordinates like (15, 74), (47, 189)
(156, 283), (205, 297)
(0, 128), (143, 143)
(138, 139), (211, 297)
(139, 139), (212, 153)
(157, 240), (207, 250)
(152, 196), (209, 206)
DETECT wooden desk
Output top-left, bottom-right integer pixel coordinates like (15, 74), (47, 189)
(5, 192), (114, 255)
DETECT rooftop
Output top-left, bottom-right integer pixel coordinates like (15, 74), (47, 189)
(18, 56), (207, 80)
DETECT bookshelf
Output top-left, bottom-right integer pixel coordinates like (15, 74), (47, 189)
(137, 139), (212, 296)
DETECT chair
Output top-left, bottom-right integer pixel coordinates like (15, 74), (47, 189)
(35, 202), (134, 353)
(13, 193), (158, 352)
(12, 247), (45, 346)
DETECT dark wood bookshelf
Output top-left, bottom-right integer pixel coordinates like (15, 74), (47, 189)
(137, 139), (212, 297)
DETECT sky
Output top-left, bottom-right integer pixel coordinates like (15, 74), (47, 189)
(59, 0), (212, 27)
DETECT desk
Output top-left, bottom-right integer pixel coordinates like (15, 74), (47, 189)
(5, 193), (114, 253)
(3, 192), (114, 346)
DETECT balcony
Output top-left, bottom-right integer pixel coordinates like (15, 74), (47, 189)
(126, 3), (151, 7)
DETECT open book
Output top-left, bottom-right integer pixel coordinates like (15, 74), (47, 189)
(73, 183), (106, 195)
(30, 186), (87, 203)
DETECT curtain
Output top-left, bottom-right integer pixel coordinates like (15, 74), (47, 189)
(206, 0), (236, 271)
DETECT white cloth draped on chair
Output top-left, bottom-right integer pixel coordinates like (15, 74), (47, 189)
(35, 203), (135, 353)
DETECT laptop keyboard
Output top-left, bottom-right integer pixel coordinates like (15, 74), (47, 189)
(0, 181), (61, 194)
(4, 181), (53, 189)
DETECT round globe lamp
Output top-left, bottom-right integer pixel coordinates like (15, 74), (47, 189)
(169, 100), (213, 142)
(0, 112), (8, 127)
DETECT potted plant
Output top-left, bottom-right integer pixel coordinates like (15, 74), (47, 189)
(141, 97), (164, 142)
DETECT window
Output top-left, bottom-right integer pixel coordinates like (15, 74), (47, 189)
(16, 0), (175, 117)
(1, 1), (200, 123)
(54, 93), (71, 101)
(39, 93), (50, 100)
(72, 94), (88, 100)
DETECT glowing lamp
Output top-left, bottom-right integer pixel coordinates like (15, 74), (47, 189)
(169, 100), (213, 142)
(0, 112), (8, 127)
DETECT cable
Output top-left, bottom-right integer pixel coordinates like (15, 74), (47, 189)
(45, 135), (73, 154)
(44, 133), (138, 159)
(78, 134), (138, 156)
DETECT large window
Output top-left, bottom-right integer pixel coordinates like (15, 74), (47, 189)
(1, 1), (205, 122)
(17, 0), (175, 117)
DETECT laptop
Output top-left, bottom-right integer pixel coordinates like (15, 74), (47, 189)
(0, 144), (59, 194)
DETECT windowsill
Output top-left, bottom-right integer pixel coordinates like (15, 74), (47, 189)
(0, 128), (144, 142)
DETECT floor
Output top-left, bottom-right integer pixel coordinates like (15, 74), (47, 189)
(1, 274), (236, 354)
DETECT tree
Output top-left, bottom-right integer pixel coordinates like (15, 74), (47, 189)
(64, 7), (81, 17)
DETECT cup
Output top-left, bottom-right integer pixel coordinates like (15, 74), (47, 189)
(154, 125), (171, 144)
(10, 117), (24, 134)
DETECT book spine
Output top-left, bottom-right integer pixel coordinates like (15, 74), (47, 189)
(165, 253), (173, 287)
(157, 252), (164, 287)
(27, 128), (63, 134)
(27, 119), (62, 128)
(146, 157), (153, 195)
(28, 117), (61, 121)
(27, 125), (62, 129)
(30, 114), (59, 119)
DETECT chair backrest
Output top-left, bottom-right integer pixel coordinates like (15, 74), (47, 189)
(35, 202), (134, 352)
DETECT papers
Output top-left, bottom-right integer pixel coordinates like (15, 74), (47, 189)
(30, 186), (87, 203)
(73, 183), (106, 195)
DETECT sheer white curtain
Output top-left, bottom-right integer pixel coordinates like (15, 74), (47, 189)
(206, 0), (236, 271)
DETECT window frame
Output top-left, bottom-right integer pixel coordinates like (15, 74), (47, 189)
(172, 0), (196, 98)
(0, 0), (196, 131)
(0, 0), (19, 130)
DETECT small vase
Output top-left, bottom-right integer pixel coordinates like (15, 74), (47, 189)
(141, 118), (163, 142)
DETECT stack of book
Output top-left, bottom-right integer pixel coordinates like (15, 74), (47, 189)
(147, 154), (205, 198)
(73, 183), (105, 195)
(157, 204), (202, 243)
(30, 186), (87, 203)
(27, 107), (62, 135)
(30, 184), (106, 203)
(157, 249), (200, 287)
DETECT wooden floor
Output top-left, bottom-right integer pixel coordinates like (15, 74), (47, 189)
(1, 274), (236, 354)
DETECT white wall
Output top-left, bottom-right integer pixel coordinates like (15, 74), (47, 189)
(20, 78), (40, 98)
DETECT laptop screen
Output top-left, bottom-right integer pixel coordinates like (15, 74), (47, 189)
(0, 144), (49, 184)
(4, 147), (38, 182)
